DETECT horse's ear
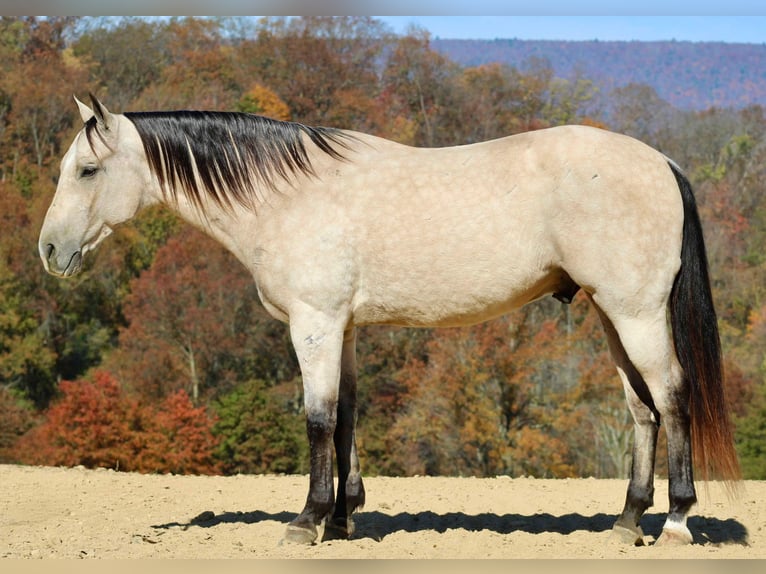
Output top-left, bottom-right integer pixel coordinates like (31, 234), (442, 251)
(88, 93), (116, 132)
(74, 95), (94, 124)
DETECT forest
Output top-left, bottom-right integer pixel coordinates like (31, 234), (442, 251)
(433, 38), (766, 111)
(1, 16), (765, 480)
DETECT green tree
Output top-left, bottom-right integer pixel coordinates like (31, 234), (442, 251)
(0, 183), (57, 406)
(732, 304), (766, 478)
(735, 385), (766, 479)
(542, 72), (599, 126)
(213, 379), (306, 474)
(0, 386), (37, 462)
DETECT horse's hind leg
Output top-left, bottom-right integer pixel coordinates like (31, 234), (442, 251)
(592, 300), (659, 545)
(593, 296), (696, 546)
(325, 327), (366, 540)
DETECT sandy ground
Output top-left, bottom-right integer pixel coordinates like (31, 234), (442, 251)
(0, 464), (763, 560)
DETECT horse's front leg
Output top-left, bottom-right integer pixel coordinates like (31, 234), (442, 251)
(282, 308), (346, 545)
(325, 327), (365, 540)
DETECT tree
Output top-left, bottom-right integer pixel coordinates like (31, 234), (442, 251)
(735, 385), (766, 478)
(0, 182), (57, 406)
(514, 56), (554, 130)
(139, 389), (222, 474)
(71, 17), (171, 110)
(731, 304), (766, 478)
(0, 386), (37, 462)
(608, 83), (675, 144)
(124, 18), (235, 110)
(213, 379), (306, 474)
(0, 18), (87, 169)
(13, 371), (220, 474)
(235, 17), (389, 129)
(103, 225), (294, 404)
(542, 71), (599, 126)
(386, 311), (567, 477)
(106, 227), (249, 402)
(14, 371), (142, 470)
(236, 84), (291, 120)
(380, 28), (461, 146)
(0, 272), (57, 406)
(454, 63), (525, 143)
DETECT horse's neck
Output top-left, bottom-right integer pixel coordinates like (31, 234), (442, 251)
(165, 193), (258, 265)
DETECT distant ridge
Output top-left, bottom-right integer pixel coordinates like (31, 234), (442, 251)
(431, 39), (766, 111)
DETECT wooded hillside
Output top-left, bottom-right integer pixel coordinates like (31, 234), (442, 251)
(2, 16), (765, 480)
(433, 39), (766, 111)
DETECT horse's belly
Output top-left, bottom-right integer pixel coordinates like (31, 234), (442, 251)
(352, 264), (566, 328)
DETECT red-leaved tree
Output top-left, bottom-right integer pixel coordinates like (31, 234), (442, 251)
(13, 371), (220, 474)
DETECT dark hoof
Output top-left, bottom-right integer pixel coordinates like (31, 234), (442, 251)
(281, 523), (318, 545)
(610, 523), (645, 546)
(323, 516), (355, 541)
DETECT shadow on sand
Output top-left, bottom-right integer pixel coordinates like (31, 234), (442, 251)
(152, 509), (748, 546)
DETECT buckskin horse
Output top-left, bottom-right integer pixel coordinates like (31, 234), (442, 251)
(39, 94), (740, 546)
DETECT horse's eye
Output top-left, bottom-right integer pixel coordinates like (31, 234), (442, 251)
(79, 166), (99, 179)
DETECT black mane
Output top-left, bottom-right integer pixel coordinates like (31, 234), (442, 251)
(98, 111), (352, 211)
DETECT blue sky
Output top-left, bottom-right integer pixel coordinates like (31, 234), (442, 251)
(376, 16), (766, 44)
(7, 2), (766, 45)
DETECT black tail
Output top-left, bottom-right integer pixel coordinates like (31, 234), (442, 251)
(668, 161), (740, 484)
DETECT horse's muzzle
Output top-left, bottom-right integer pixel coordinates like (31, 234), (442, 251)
(41, 242), (83, 278)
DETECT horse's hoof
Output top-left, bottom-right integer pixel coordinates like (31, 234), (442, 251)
(655, 524), (693, 546)
(323, 516), (355, 541)
(610, 523), (645, 546)
(281, 524), (318, 545)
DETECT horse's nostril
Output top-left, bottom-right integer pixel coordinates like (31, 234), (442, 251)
(45, 243), (55, 261)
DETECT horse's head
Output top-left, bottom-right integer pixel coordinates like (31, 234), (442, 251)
(39, 94), (154, 277)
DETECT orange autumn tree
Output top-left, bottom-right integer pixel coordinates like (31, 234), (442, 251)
(386, 306), (579, 478)
(236, 84), (291, 120)
(14, 371), (220, 474)
(384, 296), (633, 479)
(139, 389), (222, 474)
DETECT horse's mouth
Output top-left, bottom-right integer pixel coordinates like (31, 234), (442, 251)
(44, 248), (83, 278)
(62, 251), (83, 277)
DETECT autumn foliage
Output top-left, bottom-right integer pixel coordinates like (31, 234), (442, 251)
(237, 84), (291, 120)
(1, 16), (766, 478)
(14, 372), (220, 474)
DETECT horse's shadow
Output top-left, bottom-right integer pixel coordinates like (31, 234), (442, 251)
(152, 509), (748, 546)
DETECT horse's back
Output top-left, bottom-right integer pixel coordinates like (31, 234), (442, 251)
(334, 126), (683, 326)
